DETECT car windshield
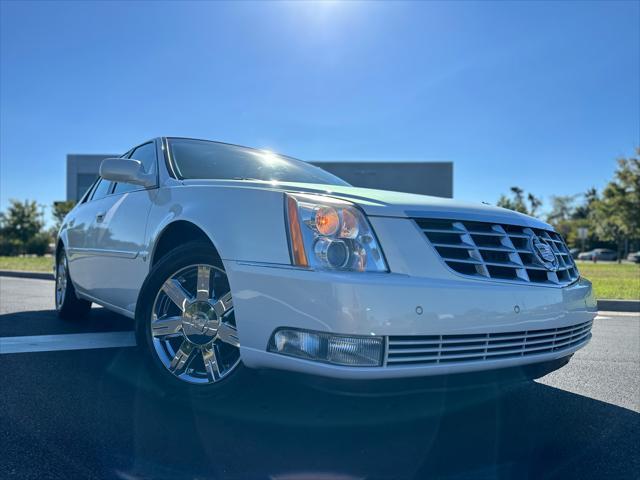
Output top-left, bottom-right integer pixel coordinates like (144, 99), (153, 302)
(168, 138), (350, 186)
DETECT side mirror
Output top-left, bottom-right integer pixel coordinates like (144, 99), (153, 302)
(99, 158), (155, 188)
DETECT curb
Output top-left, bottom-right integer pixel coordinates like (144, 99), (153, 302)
(1, 270), (638, 313)
(0, 270), (54, 281)
(597, 299), (640, 313)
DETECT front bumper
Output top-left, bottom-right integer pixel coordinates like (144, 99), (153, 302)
(226, 260), (597, 380)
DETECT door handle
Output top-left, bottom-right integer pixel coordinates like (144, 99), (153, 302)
(96, 211), (106, 222)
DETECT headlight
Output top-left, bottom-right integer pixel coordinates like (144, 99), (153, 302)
(285, 193), (388, 272)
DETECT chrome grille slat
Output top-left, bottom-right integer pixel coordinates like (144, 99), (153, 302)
(466, 231), (506, 237)
(421, 228), (466, 234)
(388, 333), (591, 363)
(388, 321), (593, 346)
(389, 328), (591, 354)
(414, 218), (579, 286)
(432, 243), (524, 253)
(444, 258), (526, 268)
(519, 264), (551, 271)
(386, 321), (593, 366)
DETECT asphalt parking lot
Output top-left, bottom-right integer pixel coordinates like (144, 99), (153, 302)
(1, 276), (638, 480)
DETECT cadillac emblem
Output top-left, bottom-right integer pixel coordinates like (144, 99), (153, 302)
(532, 236), (558, 271)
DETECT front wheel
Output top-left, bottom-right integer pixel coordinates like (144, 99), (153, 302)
(136, 243), (246, 391)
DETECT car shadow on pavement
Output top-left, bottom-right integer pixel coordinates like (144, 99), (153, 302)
(101, 347), (640, 480)
(0, 307), (133, 337)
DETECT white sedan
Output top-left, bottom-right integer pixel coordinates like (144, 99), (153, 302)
(55, 137), (597, 391)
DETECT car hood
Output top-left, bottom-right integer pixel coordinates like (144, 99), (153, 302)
(182, 179), (552, 230)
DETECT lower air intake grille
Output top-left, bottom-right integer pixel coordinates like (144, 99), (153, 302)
(386, 321), (592, 366)
(414, 218), (579, 286)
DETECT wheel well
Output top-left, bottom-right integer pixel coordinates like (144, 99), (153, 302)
(55, 239), (64, 260)
(151, 221), (220, 266)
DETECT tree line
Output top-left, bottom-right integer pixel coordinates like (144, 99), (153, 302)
(0, 200), (75, 256)
(497, 149), (639, 258)
(1, 149), (638, 257)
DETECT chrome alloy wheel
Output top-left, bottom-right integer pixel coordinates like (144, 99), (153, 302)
(151, 264), (240, 384)
(55, 254), (68, 309)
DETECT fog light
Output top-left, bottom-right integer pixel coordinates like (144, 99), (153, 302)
(269, 328), (384, 367)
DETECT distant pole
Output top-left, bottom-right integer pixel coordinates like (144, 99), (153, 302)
(577, 227), (588, 253)
(39, 203), (46, 223)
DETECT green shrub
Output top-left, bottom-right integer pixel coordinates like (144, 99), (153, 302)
(26, 233), (52, 256)
(0, 236), (21, 256)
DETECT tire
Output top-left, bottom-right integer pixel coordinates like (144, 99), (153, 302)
(55, 248), (92, 319)
(136, 242), (248, 393)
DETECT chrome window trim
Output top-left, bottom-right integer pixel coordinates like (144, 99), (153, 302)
(79, 177), (100, 204)
(161, 137), (179, 180)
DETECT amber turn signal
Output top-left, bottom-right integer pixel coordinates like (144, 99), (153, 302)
(287, 195), (308, 267)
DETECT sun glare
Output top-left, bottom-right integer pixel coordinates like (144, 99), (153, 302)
(258, 150), (285, 167)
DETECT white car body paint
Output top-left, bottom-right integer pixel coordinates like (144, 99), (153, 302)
(58, 137), (597, 380)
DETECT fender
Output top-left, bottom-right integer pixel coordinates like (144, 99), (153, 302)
(145, 184), (292, 267)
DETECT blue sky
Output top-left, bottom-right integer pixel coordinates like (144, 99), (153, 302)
(1, 1), (638, 224)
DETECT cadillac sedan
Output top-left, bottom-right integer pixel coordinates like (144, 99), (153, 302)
(55, 137), (597, 391)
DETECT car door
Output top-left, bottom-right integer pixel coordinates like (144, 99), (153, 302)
(84, 141), (159, 314)
(65, 177), (113, 294)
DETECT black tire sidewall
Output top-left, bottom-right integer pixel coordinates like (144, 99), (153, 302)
(54, 253), (65, 311)
(56, 249), (91, 319)
(135, 242), (248, 394)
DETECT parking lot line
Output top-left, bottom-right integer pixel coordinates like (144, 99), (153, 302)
(0, 331), (136, 354)
(596, 311), (639, 318)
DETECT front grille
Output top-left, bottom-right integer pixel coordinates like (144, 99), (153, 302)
(386, 321), (592, 366)
(415, 218), (579, 286)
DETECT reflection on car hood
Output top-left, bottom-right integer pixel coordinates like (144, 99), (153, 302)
(182, 179), (553, 229)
